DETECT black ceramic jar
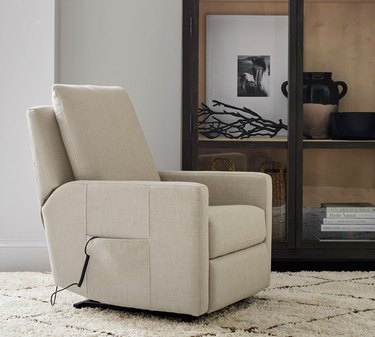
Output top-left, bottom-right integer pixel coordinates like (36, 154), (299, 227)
(302, 72), (347, 105)
(281, 72), (348, 139)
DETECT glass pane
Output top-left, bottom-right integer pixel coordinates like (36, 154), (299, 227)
(303, 149), (375, 242)
(198, 148), (288, 242)
(303, 0), (375, 138)
(198, 1), (289, 142)
(303, 0), (375, 243)
(198, 1), (289, 243)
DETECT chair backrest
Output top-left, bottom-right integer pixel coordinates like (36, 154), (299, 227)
(27, 106), (74, 205)
(52, 84), (160, 182)
(27, 85), (161, 205)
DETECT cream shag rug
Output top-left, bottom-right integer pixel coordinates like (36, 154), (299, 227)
(1, 271), (375, 337)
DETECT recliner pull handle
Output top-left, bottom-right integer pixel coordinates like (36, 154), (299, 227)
(77, 254), (90, 287)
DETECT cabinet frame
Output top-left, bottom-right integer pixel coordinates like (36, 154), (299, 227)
(182, 0), (375, 262)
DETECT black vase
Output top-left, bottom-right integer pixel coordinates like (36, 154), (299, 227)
(281, 72), (348, 139)
(281, 72), (347, 104)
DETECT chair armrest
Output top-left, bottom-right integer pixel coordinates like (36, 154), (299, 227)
(160, 171), (272, 209)
(42, 180), (209, 315)
(160, 171), (272, 255)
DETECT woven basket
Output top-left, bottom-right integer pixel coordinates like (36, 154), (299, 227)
(259, 161), (286, 207)
(260, 161), (287, 241)
(210, 157), (235, 171)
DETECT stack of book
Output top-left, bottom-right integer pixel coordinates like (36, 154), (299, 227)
(321, 203), (375, 232)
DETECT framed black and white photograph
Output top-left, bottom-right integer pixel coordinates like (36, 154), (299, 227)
(238, 55), (270, 97)
(206, 15), (288, 136)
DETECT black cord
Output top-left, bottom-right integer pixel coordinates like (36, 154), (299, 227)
(50, 283), (77, 306)
(50, 236), (98, 306)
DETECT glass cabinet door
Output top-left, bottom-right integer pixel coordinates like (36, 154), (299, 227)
(301, 0), (375, 245)
(196, 0), (290, 245)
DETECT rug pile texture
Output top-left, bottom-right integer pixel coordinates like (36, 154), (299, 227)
(1, 271), (375, 337)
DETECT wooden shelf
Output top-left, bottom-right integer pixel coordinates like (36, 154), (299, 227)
(198, 136), (288, 148)
(198, 136), (375, 149)
(303, 139), (375, 149)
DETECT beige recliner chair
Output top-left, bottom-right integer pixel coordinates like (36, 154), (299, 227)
(27, 85), (272, 316)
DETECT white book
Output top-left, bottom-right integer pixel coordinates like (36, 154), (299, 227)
(321, 224), (375, 232)
(323, 218), (375, 225)
(325, 207), (375, 213)
(326, 212), (375, 219)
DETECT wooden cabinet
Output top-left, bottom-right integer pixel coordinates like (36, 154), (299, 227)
(183, 0), (375, 263)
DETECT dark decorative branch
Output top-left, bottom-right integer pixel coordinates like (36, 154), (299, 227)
(198, 100), (288, 139)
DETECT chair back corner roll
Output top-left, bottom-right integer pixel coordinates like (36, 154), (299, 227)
(27, 106), (74, 205)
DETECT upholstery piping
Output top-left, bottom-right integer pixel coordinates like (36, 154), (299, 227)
(85, 183), (88, 297)
(148, 185), (151, 310)
(198, 186), (204, 314)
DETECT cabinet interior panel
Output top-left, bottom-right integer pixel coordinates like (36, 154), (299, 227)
(303, 149), (375, 207)
(199, 1), (288, 106)
(304, 1), (375, 112)
(198, 147), (287, 171)
(303, 186), (375, 208)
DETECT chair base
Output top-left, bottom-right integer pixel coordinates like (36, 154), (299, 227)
(73, 299), (197, 321)
(73, 299), (105, 309)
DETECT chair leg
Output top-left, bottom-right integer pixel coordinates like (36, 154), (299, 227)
(73, 299), (197, 321)
(73, 299), (102, 309)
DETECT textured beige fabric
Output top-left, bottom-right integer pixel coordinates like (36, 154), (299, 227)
(208, 243), (269, 313)
(86, 238), (150, 309)
(52, 84), (160, 181)
(160, 170), (272, 285)
(42, 180), (209, 316)
(159, 171), (271, 208)
(27, 106), (74, 205)
(208, 205), (266, 259)
(42, 182), (87, 297)
(86, 183), (150, 239)
(149, 183), (209, 316)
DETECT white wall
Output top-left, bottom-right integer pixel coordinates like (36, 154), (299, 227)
(0, 0), (182, 271)
(0, 0), (55, 271)
(58, 0), (183, 170)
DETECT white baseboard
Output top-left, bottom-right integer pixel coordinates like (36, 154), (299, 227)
(0, 240), (51, 272)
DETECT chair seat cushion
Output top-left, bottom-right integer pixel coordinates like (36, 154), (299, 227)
(208, 205), (266, 259)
